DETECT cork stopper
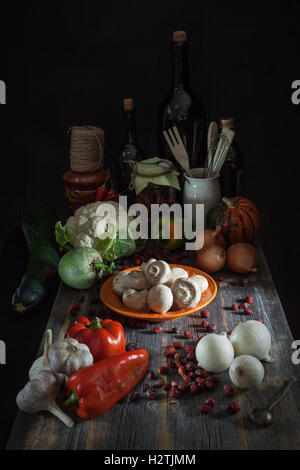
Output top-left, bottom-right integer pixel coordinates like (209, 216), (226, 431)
(123, 98), (134, 111)
(173, 31), (187, 42)
(219, 117), (235, 130)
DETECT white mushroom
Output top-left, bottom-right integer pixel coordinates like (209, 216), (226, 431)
(141, 258), (156, 272)
(147, 284), (173, 314)
(145, 260), (171, 286)
(122, 289), (148, 311)
(166, 267), (188, 288)
(172, 278), (201, 309)
(112, 271), (131, 296)
(189, 275), (209, 293)
(125, 270), (149, 290)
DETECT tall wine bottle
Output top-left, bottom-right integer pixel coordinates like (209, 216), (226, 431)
(117, 98), (144, 200)
(219, 117), (244, 197)
(159, 31), (206, 169)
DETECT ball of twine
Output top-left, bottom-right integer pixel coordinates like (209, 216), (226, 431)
(68, 126), (105, 173)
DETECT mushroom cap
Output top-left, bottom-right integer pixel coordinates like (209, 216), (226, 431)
(112, 271), (131, 296)
(141, 258), (156, 272)
(166, 267), (188, 287)
(147, 284), (173, 314)
(122, 288), (148, 311)
(145, 260), (171, 286)
(189, 275), (209, 293)
(126, 270), (149, 290)
(172, 278), (201, 309)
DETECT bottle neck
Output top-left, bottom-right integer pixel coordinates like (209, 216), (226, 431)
(124, 109), (136, 145)
(172, 41), (189, 89)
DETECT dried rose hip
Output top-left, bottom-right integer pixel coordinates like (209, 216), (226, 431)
(208, 324), (216, 333)
(205, 398), (216, 408)
(70, 303), (80, 316)
(174, 352), (182, 361)
(224, 385), (234, 397)
(147, 370), (155, 380)
(197, 404), (213, 414)
(228, 402), (241, 414)
(205, 379), (216, 390)
(184, 330), (194, 339)
(183, 375), (192, 384)
(194, 369), (203, 377)
(152, 327), (163, 334)
(164, 347), (176, 357)
(169, 387), (180, 399)
(145, 389), (156, 401)
(158, 366), (169, 375)
(232, 304), (239, 311)
(174, 360), (181, 368)
(128, 390), (140, 402)
(171, 326), (180, 334)
(166, 359), (176, 369)
(180, 358), (188, 365)
(78, 295), (85, 303)
(188, 371), (195, 379)
(186, 352), (196, 361)
(178, 382), (188, 392)
(245, 296), (254, 304)
(185, 345), (195, 354)
(190, 383), (199, 395)
(178, 366), (187, 377)
(200, 309), (210, 319)
(217, 275), (224, 282)
(240, 277), (249, 287)
(172, 341), (184, 350)
(163, 383), (171, 392)
(201, 320), (209, 329)
(245, 308), (254, 316)
(185, 362), (196, 372)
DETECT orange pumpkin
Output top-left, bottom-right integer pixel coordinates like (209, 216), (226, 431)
(206, 197), (260, 244)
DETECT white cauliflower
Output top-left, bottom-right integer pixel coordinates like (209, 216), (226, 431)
(65, 201), (132, 250)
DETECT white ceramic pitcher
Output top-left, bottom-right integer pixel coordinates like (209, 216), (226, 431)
(183, 168), (221, 228)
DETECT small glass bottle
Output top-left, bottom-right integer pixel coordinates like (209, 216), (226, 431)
(117, 99), (144, 201)
(219, 117), (244, 197)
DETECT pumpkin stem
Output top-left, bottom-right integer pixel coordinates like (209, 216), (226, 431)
(222, 197), (236, 209)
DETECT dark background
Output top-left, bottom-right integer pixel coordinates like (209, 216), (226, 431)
(0, 1), (300, 449)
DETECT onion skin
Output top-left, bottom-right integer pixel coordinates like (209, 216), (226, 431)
(196, 225), (226, 251)
(196, 244), (226, 274)
(227, 243), (258, 274)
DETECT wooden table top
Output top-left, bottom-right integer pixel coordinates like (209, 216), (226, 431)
(6, 245), (300, 450)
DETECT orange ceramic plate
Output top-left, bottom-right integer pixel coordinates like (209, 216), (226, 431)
(100, 265), (217, 323)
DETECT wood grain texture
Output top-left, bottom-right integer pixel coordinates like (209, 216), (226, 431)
(7, 245), (300, 450)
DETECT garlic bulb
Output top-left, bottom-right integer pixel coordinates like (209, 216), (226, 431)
(229, 355), (265, 389)
(29, 330), (52, 380)
(145, 260), (171, 286)
(147, 284), (173, 314)
(48, 338), (93, 376)
(17, 370), (74, 428)
(189, 274), (209, 293)
(122, 288), (148, 311)
(229, 320), (272, 361)
(166, 268), (188, 288)
(196, 332), (234, 373)
(172, 278), (201, 309)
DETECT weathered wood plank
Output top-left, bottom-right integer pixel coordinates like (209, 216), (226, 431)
(6, 246), (300, 450)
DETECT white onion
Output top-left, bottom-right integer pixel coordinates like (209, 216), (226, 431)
(229, 355), (265, 389)
(229, 320), (272, 361)
(196, 332), (234, 373)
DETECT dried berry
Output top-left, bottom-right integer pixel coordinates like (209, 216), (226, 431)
(224, 385), (234, 397)
(200, 309), (210, 319)
(208, 323), (216, 333)
(152, 378), (165, 388)
(180, 358), (188, 365)
(197, 404), (213, 414)
(217, 275), (224, 282)
(128, 390), (140, 402)
(78, 295), (85, 303)
(166, 359), (176, 369)
(152, 327), (163, 334)
(183, 375), (192, 384)
(171, 327), (180, 334)
(256, 318), (263, 323)
(169, 387), (180, 399)
(205, 379), (216, 390)
(147, 370), (155, 380)
(245, 308), (254, 316)
(184, 330), (194, 339)
(194, 369), (202, 377)
(126, 343), (139, 351)
(188, 371), (195, 379)
(70, 303), (80, 316)
(185, 362), (196, 372)
(184, 345), (195, 354)
(178, 366), (187, 377)
(190, 383), (199, 395)
(209, 376), (220, 384)
(164, 347), (176, 357)
(196, 336), (205, 343)
(174, 360), (181, 368)
(186, 352), (196, 361)
(239, 302), (249, 310)
(172, 341), (184, 350)
(205, 398), (216, 408)
(178, 382), (188, 392)
(245, 296), (254, 304)
(202, 370), (211, 378)
(232, 304), (239, 311)
(240, 277), (249, 287)
(174, 352), (183, 361)
(171, 381), (177, 388)
(142, 383), (150, 392)
(228, 402), (241, 414)
(201, 320), (209, 329)
(145, 389), (156, 401)
(163, 383), (171, 392)
(157, 366), (169, 375)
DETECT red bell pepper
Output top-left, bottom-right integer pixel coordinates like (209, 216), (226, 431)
(65, 349), (149, 419)
(95, 183), (108, 202)
(65, 317), (126, 362)
(103, 188), (119, 202)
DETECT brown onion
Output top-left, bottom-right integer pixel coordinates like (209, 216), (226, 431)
(196, 244), (226, 273)
(195, 225), (226, 251)
(227, 243), (258, 273)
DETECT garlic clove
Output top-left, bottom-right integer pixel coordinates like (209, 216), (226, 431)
(29, 330), (52, 380)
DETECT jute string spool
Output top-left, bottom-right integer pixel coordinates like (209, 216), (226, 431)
(68, 126), (105, 173)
